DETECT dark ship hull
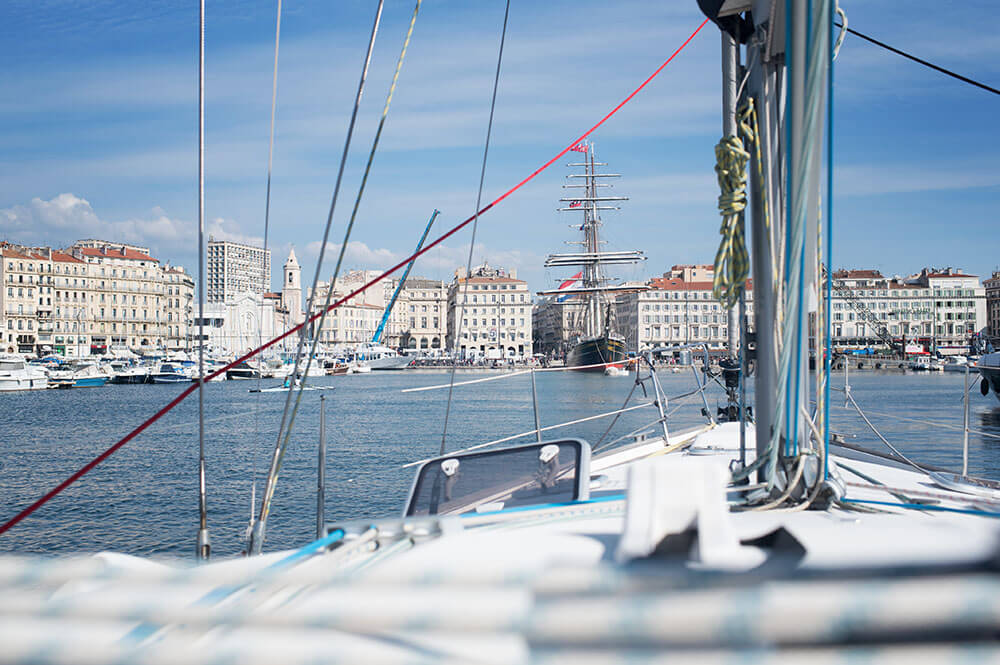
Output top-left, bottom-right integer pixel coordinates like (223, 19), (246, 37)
(566, 334), (627, 370)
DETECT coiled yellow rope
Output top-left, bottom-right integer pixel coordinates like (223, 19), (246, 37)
(712, 113), (751, 308)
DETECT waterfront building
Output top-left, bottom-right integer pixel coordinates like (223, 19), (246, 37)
(385, 278), (448, 352)
(163, 265), (195, 351)
(307, 280), (385, 349)
(1, 245), (47, 354)
(613, 268), (754, 354)
(447, 263), (532, 360)
(193, 292), (287, 357)
(532, 296), (586, 358)
(206, 238), (271, 303)
(827, 267), (986, 353)
(985, 270), (1000, 344)
(281, 248), (302, 326)
(2, 239), (194, 357)
(72, 241), (167, 354)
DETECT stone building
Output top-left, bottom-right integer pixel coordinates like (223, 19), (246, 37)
(828, 267), (986, 353)
(163, 265), (195, 351)
(385, 278), (448, 352)
(1, 239), (193, 357)
(984, 270), (1000, 344)
(614, 272), (753, 354)
(446, 263), (532, 360)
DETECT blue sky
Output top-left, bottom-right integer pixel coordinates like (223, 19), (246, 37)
(2, 0), (998, 294)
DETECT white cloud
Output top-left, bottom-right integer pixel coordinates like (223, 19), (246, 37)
(835, 162), (1000, 197)
(302, 239), (543, 284)
(0, 193), (259, 259)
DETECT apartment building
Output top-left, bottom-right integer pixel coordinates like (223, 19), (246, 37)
(163, 265), (195, 351)
(1, 246), (47, 354)
(446, 263), (532, 359)
(984, 270), (1000, 343)
(206, 238), (270, 303)
(384, 278), (448, 351)
(1, 240), (193, 356)
(73, 242), (167, 353)
(828, 267), (986, 352)
(307, 280), (385, 348)
(614, 272), (754, 353)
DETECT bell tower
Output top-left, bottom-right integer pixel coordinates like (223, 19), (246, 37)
(282, 247), (302, 325)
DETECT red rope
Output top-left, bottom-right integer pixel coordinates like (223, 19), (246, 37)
(0, 18), (709, 537)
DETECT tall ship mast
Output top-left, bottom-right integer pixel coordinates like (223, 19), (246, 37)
(538, 142), (646, 369)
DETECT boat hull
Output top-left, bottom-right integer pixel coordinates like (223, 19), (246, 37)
(566, 335), (627, 371)
(74, 377), (108, 387)
(0, 376), (49, 391)
(980, 365), (1000, 403)
(151, 375), (189, 384)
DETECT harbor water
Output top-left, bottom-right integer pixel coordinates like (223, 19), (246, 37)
(1, 369), (998, 559)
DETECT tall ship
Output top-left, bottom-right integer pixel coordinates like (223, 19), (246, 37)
(539, 142), (645, 369)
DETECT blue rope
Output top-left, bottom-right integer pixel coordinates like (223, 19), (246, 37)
(459, 493), (624, 518)
(841, 498), (1000, 519)
(823, 0), (834, 479)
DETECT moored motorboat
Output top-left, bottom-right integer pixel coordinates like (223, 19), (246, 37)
(0, 354), (49, 391)
(978, 352), (1000, 402)
(150, 362), (192, 384)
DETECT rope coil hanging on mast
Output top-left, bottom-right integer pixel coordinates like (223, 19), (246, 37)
(711, 104), (751, 309)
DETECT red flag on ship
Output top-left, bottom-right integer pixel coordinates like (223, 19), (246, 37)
(569, 201), (582, 208)
(570, 143), (588, 153)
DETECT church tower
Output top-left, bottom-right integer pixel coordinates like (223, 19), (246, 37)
(282, 248), (302, 325)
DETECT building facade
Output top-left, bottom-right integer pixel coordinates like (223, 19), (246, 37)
(307, 280), (385, 349)
(1, 240), (193, 357)
(614, 273), (754, 354)
(163, 265), (195, 351)
(828, 268), (986, 353)
(984, 270), (1000, 344)
(206, 238), (271, 303)
(446, 263), (532, 359)
(385, 278), (448, 352)
(192, 292), (287, 357)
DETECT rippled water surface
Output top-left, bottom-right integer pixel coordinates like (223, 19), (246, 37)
(1, 368), (998, 559)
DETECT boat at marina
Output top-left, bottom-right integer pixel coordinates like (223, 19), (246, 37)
(5, 3), (1000, 663)
(538, 144), (645, 370)
(150, 362), (191, 384)
(226, 361), (262, 380)
(0, 354), (48, 391)
(978, 352), (1000, 402)
(47, 362), (110, 388)
(941, 355), (970, 372)
(353, 343), (409, 370)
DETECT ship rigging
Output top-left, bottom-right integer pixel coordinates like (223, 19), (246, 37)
(538, 142), (646, 369)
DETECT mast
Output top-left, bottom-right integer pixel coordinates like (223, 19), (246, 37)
(371, 209), (439, 345)
(543, 143), (643, 338)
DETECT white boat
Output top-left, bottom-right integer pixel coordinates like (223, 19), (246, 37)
(908, 355), (932, 371)
(7, 4), (1000, 663)
(150, 362), (192, 384)
(941, 355), (969, 372)
(978, 351), (1000, 402)
(353, 343), (410, 370)
(347, 362), (372, 374)
(603, 364), (629, 377)
(48, 362), (110, 388)
(0, 354), (49, 391)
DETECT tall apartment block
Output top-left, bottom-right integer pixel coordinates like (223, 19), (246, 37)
(206, 238), (271, 303)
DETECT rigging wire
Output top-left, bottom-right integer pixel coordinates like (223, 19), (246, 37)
(835, 22), (1000, 97)
(250, 0), (283, 545)
(249, 0), (387, 555)
(440, 0), (512, 456)
(282, 0), (423, 459)
(0, 17), (710, 539)
(195, 0), (209, 560)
